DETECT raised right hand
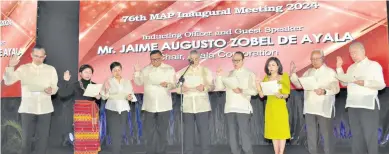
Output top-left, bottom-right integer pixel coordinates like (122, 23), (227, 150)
(134, 60), (141, 72)
(336, 56), (343, 68)
(216, 66), (223, 76)
(8, 55), (20, 67)
(290, 61), (296, 74)
(63, 70), (71, 81)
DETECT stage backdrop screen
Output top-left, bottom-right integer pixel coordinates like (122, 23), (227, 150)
(0, 1), (38, 97)
(79, 1), (389, 93)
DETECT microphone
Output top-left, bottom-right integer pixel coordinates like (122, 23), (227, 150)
(188, 59), (194, 65)
(177, 58), (193, 87)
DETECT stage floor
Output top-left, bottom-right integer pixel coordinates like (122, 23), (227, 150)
(49, 145), (389, 154)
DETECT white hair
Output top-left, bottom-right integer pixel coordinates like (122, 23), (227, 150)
(312, 49), (324, 57)
(188, 50), (199, 59)
(349, 42), (365, 53)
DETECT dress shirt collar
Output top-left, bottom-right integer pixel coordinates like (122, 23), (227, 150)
(234, 67), (245, 72)
(355, 57), (368, 66)
(189, 65), (200, 72)
(31, 62), (44, 68)
(110, 76), (124, 84)
(151, 63), (166, 69)
(313, 64), (326, 71)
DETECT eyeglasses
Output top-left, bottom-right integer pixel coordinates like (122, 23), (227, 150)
(32, 54), (45, 59)
(310, 58), (322, 61)
(232, 59), (242, 63)
(151, 58), (162, 62)
(191, 58), (199, 61)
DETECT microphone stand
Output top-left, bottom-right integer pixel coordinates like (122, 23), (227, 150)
(177, 61), (192, 154)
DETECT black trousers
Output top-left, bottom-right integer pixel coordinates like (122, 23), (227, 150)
(21, 113), (52, 154)
(183, 112), (211, 154)
(106, 110), (128, 154)
(143, 111), (170, 154)
(226, 113), (253, 154)
(348, 104), (379, 154)
(305, 114), (334, 154)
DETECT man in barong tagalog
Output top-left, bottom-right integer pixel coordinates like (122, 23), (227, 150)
(134, 50), (176, 154)
(3, 45), (58, 154)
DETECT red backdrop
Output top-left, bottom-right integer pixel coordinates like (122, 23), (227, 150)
(1, 1), (37, 97)
(78, 1), (389, 93)
(2, 1), (388, 97)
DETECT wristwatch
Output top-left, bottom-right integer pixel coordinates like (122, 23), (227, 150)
(323, 89), (327, 95)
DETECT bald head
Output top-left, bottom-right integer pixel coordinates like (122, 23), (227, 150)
(349, 42), (366, 63)
(310, 49), (324, 69)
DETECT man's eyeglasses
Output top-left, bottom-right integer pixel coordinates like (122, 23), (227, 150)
(32, 54), (45, 59)
(310, 58), (322, 61)
(232, 59), (242, 63)
(191, 58), (199, 61)
(151, 58), (162, 62)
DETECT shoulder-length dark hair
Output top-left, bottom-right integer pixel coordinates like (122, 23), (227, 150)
(264, 57), (283, 76)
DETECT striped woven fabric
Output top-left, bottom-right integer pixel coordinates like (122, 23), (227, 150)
(74, 100), (100, 154)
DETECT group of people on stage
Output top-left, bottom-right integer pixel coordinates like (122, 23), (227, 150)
(3, 41), (385, 154)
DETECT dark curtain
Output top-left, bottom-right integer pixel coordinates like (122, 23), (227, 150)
(35, 0), (80, 148)
(107, 89), (388, 147)
(2, 89), (389, 154)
